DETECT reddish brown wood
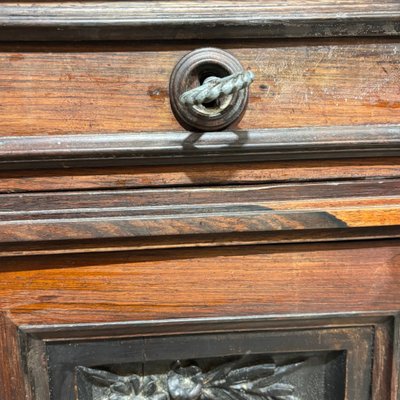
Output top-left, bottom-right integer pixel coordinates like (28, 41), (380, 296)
(0, 180), (399, 256)
(0, 314), (27, 400)
(0, 241), (400, 326)
(0, 38), (398, 136)
(3, 241), (400, 399)
(0, 5), (399, 399)
(1, 157), (399, 193)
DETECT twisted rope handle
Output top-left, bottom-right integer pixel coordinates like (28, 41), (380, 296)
(179, 70), (255, 106)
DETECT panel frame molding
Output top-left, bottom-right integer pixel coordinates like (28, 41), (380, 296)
(15, 312), (400, 400)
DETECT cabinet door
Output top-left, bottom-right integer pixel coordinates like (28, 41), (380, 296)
(20, 315), (395, 400)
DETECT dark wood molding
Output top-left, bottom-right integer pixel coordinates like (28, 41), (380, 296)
(0, 1), (399, 41)
(1, 124), (399, 171)
(19, 312), (396, 340)
(1, 179), (399, 255)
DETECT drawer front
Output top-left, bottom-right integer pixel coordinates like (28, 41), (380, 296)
(0, 4), (399, 193)
(0, 39), (399, 193)
(0, 39), (399, 136)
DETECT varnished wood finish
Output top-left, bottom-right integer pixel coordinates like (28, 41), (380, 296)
(1, 2), (400, 399)
(0, 180), (399, 255)
(0, 1), (398, 41)
(1, 157), (399, 194)
(1, 125), (399, 170)
(2, 241), (400, 398)
(0, 39), (399, 136)
(0, 314), (27, 400)
(1, 241), (400, 324)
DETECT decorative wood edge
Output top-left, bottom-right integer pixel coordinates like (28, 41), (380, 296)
(1, 124), (399, 171)
(0, 179), (399, 255)
(0, 1), (399, 41)
(18, 312), (398, 340)
(1, 204), (400, 243)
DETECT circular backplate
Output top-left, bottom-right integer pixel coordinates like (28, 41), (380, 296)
(169, 48), (250, 132)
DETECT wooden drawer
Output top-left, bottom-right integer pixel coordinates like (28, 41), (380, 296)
(0, 39), (399, 136)
(0, 39), (399, 193)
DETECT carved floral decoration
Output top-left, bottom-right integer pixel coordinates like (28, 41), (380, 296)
(77, 357), (303, 400)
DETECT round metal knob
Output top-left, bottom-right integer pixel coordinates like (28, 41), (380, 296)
(169, 48), (254, 132)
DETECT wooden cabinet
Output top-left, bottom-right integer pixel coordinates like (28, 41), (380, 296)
(0, 2), (399, 399)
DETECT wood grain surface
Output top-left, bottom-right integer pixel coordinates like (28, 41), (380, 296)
(0, 39), (399, 136)
(1, 240), (400, 325)
(2, 241), (400, 399)
(0, 314), (26, 400)
(0, 2), (399, 399)
(0, 179), (399, 255)
(1, 157), (399, 193)
(0, 1), (398, 41)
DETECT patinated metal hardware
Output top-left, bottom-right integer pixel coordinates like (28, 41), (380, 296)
(179, 70), (254, 106)
(77, 357), (303, 399)
(169, 48), (254, 132)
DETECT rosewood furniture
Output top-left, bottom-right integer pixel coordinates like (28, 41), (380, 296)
(0, 2), (399, 399)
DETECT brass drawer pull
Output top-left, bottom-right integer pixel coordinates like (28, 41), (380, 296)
(170, 48), (255, 132)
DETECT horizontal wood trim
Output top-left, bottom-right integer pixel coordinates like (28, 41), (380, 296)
(2, 204), (399, 242)
(1, 179), (399, 253)
(19, 312), (395, 340)
(0, 1), (399, 41)
(2, 228), (400, 257)
(2, 240), (400, 324)
(1, 125), (399, 170)
(2, 158), (400, 194)
(2, 206), (399, 241)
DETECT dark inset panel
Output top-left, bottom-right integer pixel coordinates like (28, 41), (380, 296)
(39, 326), (372, 400)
